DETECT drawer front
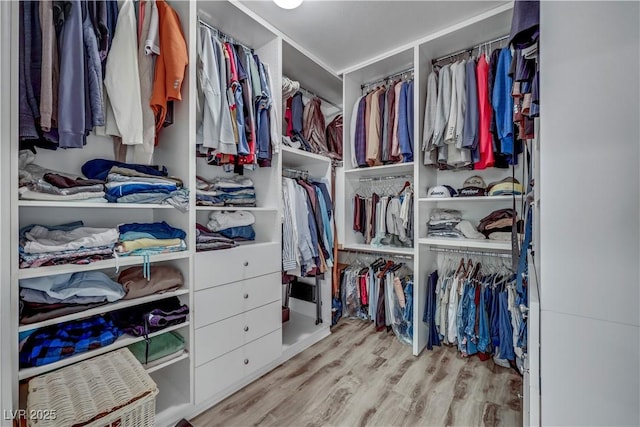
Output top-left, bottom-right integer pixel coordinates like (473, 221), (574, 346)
(195, 331), (282, 405)
(242, 329), (282, 376)
(195, 345), (244, 405)
(243, 242), (280, 279)
(195, 243), (280, 290)
(194, 272), (280, 328)
(195, 301), (281, 365)
(243, 301), (281, 344)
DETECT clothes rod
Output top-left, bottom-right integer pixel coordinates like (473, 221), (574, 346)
(360, 67), (414, 91)
(283, 76), (342, 110)
(198, 19), (254, 53)
(358, 174), (412, 182)
(429, 246), (512, 259)
(339, 247), (414, 260)
(432, 34), (510, 65)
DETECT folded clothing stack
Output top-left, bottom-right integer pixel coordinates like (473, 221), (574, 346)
(487, 177), (524, 196)
(19, 272), (125, 325)
(116, 221), (187, 256)
(427, 209), (464, 238)
(427, 209), (486, 240)
(206, 211), (256, 241)
(196, 175), (257, 207)
(478, 208), (522, 240)
(19, 151), (106, 202)
(127, 331), (185, 367)
(83, 159), (188, 211)
(19, 314), (123, 368)
(111, 297), (189, 337)
(117, 265), (184, 299)
(195, 223), (239, 251)
(19, 221), (119, 269)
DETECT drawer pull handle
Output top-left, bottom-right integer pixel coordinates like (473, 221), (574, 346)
(243, 261), (249, 267)
(244, 326), (249, 332)
(244, 359), (249, 365)
(243, 293), (249, 299)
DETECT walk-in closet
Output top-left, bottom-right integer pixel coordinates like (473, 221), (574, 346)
(0, 1), (638, 426)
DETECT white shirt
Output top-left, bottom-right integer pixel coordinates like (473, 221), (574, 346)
(104, 0), (143, 145)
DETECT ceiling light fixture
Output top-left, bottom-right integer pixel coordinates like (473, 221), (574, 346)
(273, 0), (303, 10)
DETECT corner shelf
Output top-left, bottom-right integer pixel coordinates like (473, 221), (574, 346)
(18, 322), (190, 380)
(280, 146), (332, 165)
(419, 237), (511, 251)
(340, 243), (415, 256)
(18, 251), (191, 279)
(18, 289), (191, 333)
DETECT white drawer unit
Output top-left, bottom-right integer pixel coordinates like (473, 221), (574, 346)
(194, 272), (280, 328)
(195, 243), (280, 290)
(195, 301), (281, 366)
(195, 329), (282, 405)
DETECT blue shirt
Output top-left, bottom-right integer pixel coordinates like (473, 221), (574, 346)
(492, 48), (514, 158)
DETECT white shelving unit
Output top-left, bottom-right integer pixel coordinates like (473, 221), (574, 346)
(7, 0), (195, 422)
(279, 40), (339, 358)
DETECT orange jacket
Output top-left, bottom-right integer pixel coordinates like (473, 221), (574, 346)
(150, 0), (188, 145)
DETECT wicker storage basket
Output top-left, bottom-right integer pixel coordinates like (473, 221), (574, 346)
(26, 348), (158, 427)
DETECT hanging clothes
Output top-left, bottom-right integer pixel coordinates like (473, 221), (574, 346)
(351, 78), (414, 169)
(282, 177), (334, 277)
(337, 257), (413, 346)
(424, 256), (527, 372)
(18, 0), (187, 163)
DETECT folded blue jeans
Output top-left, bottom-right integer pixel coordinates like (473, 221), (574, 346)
(219, 225), (255, 240)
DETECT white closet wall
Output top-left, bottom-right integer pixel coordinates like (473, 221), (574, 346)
(539, 2), (640, 425)
(0, 1), (12, 419)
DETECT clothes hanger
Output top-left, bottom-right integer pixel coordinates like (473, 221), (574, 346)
(455, 257), (467, 277)
(397, 181), (411, 196)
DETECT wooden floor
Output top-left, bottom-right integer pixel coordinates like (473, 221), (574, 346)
(192, 319), (523, 427)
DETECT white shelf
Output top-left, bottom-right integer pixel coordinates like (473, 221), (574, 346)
(419, 237), (511, 251)
(18, 251), (191, 279)
(281, 146), (332, 165)
(344, 162), (414, 178)
(282, 310), (331, 361)
(18, 322), (190, 380)
(419, 195), (523, 203)
(18, 201), (176, 209)
(340, 243), (415, 256)
(18, 289), (191, 332)
(195, 206), (278, 212)
(144, 351), (189, 374)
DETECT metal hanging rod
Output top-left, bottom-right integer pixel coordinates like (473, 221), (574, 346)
(358, 174), (412, 183)
(429, 246), (512, 259)
(339, 247), (414, 260)
(282, 168), (309, 180)
(283, 76), (342, 110)
(361, 67), (414, 91)
(198, 19), (254, 53)
(432, 34), (510, 65)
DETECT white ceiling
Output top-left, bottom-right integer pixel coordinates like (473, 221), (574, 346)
(239, 0), (508, 74)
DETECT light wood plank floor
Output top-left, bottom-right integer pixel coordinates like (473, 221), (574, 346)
(192, 319), (523, 427)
